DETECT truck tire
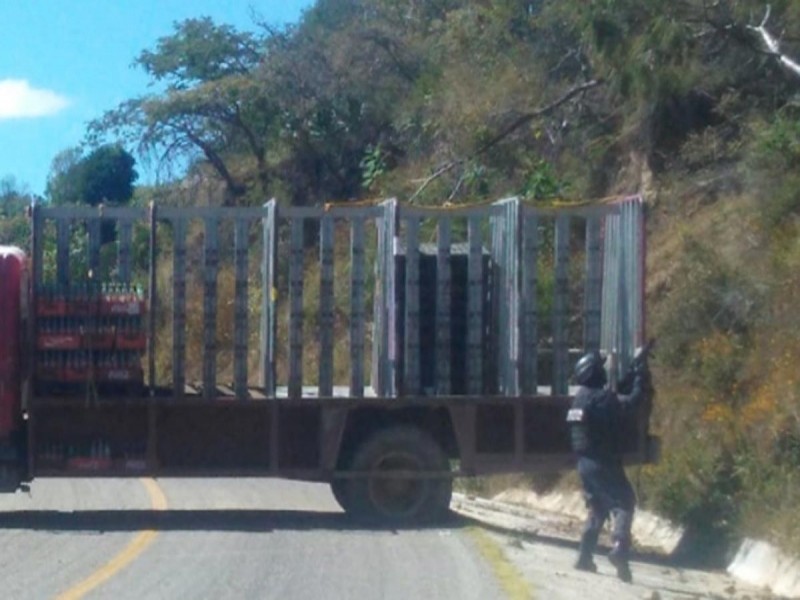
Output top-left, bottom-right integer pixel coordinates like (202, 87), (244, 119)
(348, 426), (452, 522)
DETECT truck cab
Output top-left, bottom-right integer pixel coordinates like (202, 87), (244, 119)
(0, 246), (28, 488)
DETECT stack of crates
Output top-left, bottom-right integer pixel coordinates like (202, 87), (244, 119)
(35, 282), (146, 393)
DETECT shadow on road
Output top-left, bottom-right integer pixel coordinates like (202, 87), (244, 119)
(0, 508), (473, 534)
(0, 507), (709, 570)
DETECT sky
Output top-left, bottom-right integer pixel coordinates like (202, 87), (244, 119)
(0, 0), (315, 198)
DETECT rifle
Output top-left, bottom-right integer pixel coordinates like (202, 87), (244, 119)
(630, 338), (656, 373)
(618, 338), (656, 393)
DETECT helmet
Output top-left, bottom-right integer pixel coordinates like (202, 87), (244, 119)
(573, 351), (607, 388)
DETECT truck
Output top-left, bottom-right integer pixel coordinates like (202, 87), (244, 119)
(0, 195), (656, 521)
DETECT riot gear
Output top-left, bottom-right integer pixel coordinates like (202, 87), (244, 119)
(573, 351), (607, 388)
(568, 347), (652, 583)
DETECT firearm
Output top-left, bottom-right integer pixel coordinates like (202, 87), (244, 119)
(617, 338), (656, 393)
(630, 338), (656, 373)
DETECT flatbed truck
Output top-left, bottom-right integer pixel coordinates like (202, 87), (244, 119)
(0, 195), (656, 520)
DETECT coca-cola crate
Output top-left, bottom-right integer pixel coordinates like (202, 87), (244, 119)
(36, 365), (91, 383)
(36, 298), (68, 317)
(66, 456), (113, 471)
(100, 299), (146, 316)
(37, 333), (82, 350)
(115, 332), (146, 350)
(95, 366), (143, 383)
(85, 332), (115, 349)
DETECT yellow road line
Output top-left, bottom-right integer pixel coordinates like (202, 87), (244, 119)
(56, 478), (168, 600)
(468, 527), (534, 600)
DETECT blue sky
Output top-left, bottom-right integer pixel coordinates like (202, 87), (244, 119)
(0, 0), (314, 197)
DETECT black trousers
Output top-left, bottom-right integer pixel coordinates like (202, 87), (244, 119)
(576, 456), (636, 556)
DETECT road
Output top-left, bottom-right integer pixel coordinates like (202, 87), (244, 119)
(0, 479), (776, 600)
(0, 478), (505, 600)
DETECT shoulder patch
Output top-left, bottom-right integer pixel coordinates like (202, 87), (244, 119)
(566, 408), (585, 423)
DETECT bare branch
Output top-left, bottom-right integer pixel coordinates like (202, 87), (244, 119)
(408, 79), (603, 202)
(747, 5), (800, 79)
(408, 161), (460, 203)
(760, 4), (772, 28)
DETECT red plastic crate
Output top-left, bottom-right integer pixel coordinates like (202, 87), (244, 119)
(115, 332), (146, 350)
(100, 299), (145, 316)
(95, 367), (143, 383)
(36, 299), (69, 317)
(37, 333), (82, 350)
(66, 457), (113, 471)
(85, 332), (115, 349)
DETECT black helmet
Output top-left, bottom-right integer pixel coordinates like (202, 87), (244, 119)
(573, 351), (607, 388)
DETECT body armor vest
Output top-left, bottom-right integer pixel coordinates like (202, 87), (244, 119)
(567, 386), (621, 461)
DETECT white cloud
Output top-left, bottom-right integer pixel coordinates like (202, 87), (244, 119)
(0, 79), (69, 119)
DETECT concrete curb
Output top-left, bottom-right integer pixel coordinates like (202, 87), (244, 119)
(453, 490), (800, 598)
(728, 539), (800, 598)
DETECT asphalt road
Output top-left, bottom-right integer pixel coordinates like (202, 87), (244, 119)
(0, 478), (505, 600)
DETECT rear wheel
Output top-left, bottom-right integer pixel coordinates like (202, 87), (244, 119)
(348, 427), (452, 522)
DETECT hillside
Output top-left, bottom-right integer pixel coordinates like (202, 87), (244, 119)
(5, 0), (800, 557)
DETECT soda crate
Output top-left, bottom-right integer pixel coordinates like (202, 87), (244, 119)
(115, 331), (146, 351)
(36, 298), (68, 317)
(37, 333), (82, 351)
(100, 299), (146, 316)
(85, 331), (116, 349)
(95, 366), (144, 384)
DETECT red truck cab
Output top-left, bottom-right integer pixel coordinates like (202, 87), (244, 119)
(0, 246), (28, 486)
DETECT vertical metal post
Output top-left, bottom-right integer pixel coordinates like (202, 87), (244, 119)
(490, 212), (506, 393)
(319, 215), (335, 398)
(260, 201), (277, 396)
(552, 215), (570, 395)
(520, 213), (539, 394)
(601, 210), (619, 366)
(233, 218), (249, 400)
(56, 217), (70, 287)
(382, 199), (398, 397)
(435, 218), (451, 395)
(31, 204), (44, 287)
(636, 197), (647, 346)
(506, 200), (520, 397)
(118, 220), (133, 283)
(350, 217), (366, 398)
(147, 203), (158, 394)
(403, 216), (420, 396)
(88, 216), (101, 277)
(584, 215), (603, 352)
(467, 215), (483, 395)
(288, 217), (304, 399)
(202, 217), (218, 399)
(172, 218), (186, 398)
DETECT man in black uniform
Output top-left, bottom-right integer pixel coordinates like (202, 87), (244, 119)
(567, 349), (648, 583)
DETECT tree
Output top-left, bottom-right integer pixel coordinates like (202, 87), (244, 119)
(88, 18), (273, 204)
(0, 176), (34, 247)
(46, 144), (138, 206)
(79, 145), (138, 205)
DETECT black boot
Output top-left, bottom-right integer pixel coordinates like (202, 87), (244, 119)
(574, 554), (597, 572)
(608, 542), (632, 583)
(574, 529), (599, 573)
